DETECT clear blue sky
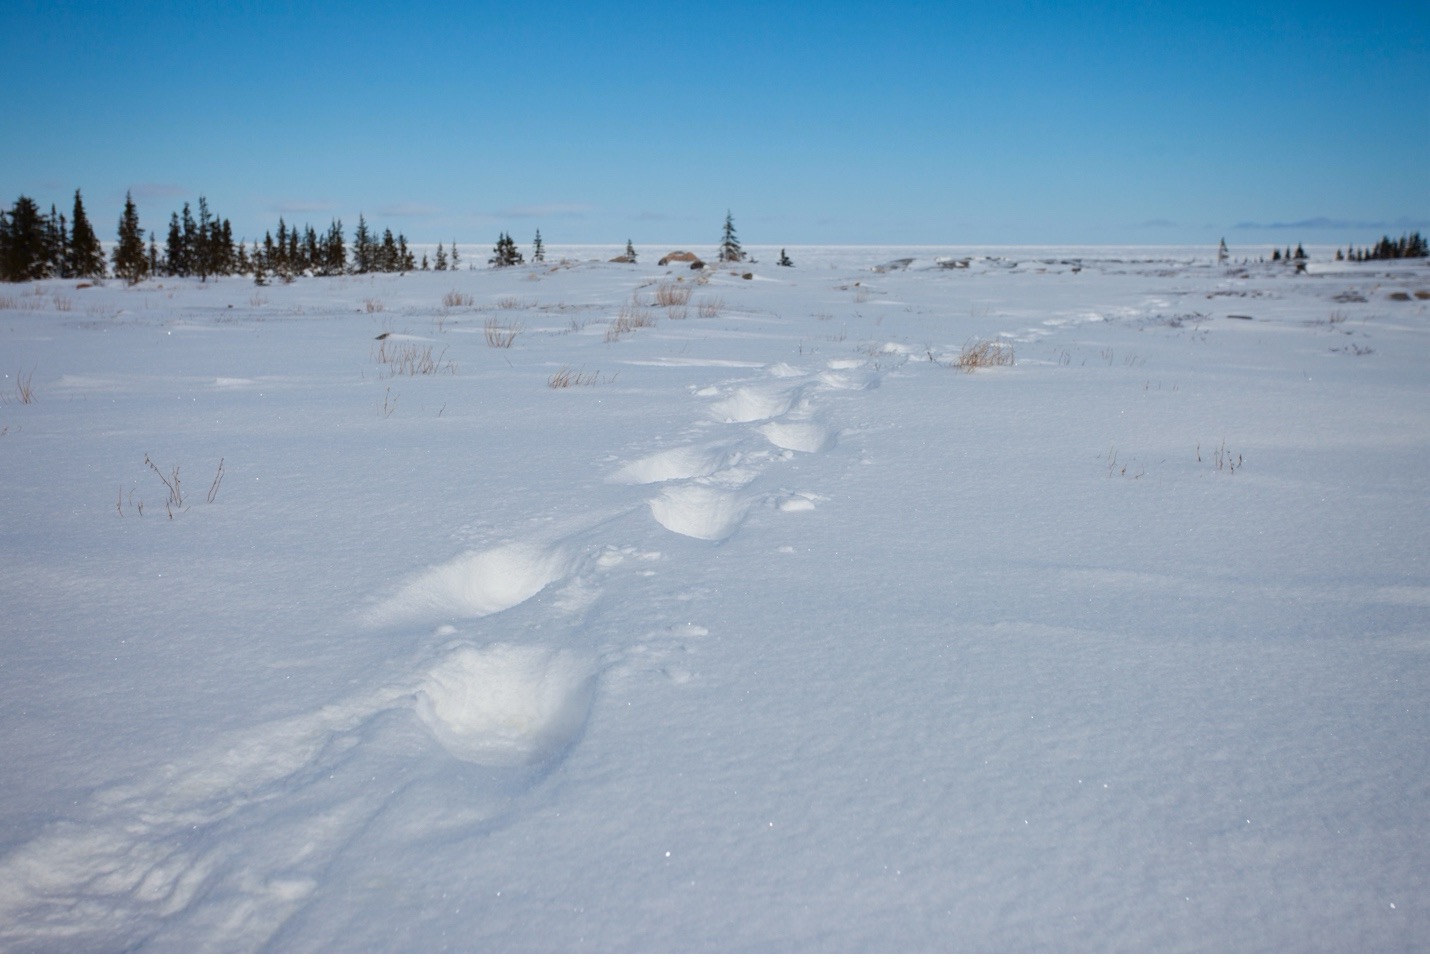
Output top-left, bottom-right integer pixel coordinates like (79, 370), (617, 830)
(4, 0), (1426, 248)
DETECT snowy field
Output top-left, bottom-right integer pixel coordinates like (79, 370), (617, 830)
(1, 244), (1427, 951)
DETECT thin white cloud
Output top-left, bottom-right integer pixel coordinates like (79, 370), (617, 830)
(129, 183), (188, 201)
(1232, 216), (1427, 231)
(376, 203), (442, 219)
(493, 203), (595, 219)
(271, 199), (337, 215)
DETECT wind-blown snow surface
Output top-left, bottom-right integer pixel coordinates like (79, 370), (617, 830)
(1, 246), (1427, 950)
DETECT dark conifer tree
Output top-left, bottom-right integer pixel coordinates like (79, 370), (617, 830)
(68, 189), (104, 278)
(324, 219), (346, 274)
(777, 248), (793, 267)
(0, 195), (51, 281)
(450, 241), (460, 270)
(45, 204), (67, 277)
(111, 191), (148, 284)
(435, 242), (447, 271)
(353, 215), (372, 273)
(165, 212), (185, 276)
(533, 230), (547, 262)
(718, 210), (743, 262)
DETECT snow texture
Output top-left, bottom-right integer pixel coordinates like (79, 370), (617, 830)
(0, 245), (1427, 950)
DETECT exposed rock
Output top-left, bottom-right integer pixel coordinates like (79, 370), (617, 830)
(609, 254), (636, 263)
(659, 251), (700, 266)
(689, 259), (705, 270)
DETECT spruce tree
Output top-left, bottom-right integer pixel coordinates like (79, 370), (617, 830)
(0, 196), (53, 281)
(353, 215), (372, 273)
(67, 189), (103, 277)
(534, 230), (547, 262)
(625, 238), (635, 262)
(435, 242), (447, 271)
(111, 191), (147, 284)
(451, 241), (460, 269)
(718, 210), (743, 263)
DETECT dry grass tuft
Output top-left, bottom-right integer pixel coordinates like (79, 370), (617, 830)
(548, 366), (615, 388)
(443, 290), (474, 308)
(363, 297), (384, 313)
(951, 338), (1015, 372)
(484, 317), (520, 348)
(14, 367), (36, 404)
(605, 299), (655, 342)
(653, 281), (692, 307)
(374, 339), (456, 375)
(696, 297), (724, 318)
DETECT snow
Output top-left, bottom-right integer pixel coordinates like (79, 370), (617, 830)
(1, 245), (1427, 950)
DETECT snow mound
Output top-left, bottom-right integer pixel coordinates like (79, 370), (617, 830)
(648, 484), (750, 541)
(415, 644), (596, 766)
(608, 443), (732, 485)
(365, 543), (570, 625)
(759, 418), (837, 454)
(709, 384), (802, 423)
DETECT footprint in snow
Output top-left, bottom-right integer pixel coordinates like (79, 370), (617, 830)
(648, 484), (751, 541)
(363, 541), (572, 627)
(709, 383), (804, 423)
(606, 442), (735, 485)
(415, 643), (597, 766)
(759, 416), (837, 454)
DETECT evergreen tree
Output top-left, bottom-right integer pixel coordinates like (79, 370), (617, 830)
(148, 232), (161, 277)
(420, 253), (429, 271)
(45, 204), (67, 277)
(1217, 237), (1228, 263)
(435, 242), (447, 271)
(533, 229), (547, 263)
(777, 248), (793, 267)
(165, 212), (185, 276)
(353, 215), (372, 273)
(1293, 243), (1307, 261)
(0, 196), (52, 281)
(450, 241), (460, 269)
(326, 219), (346, 274)
(111, 191), (148, 284)
(489, 232), (523, 267)
(718, 210), (743, 263)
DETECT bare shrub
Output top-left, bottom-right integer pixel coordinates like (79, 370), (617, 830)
(51, 295), (72, 312)
(548, 366), (615, 388)
(443, 290), (474, 308)
(484, 317), (520, 348)
(605, 299), (654, 342)
(653, 281), (691, 307)
(374, 340), (456, 376)
(696, 297), (724, 318)
(496, 296), (535, 310)
(364, 297), (384, 313)
(14, 367), (36, 404)
(951, 338), (1015, 372)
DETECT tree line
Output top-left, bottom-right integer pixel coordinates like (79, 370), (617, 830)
(1336, 232), (1428, 262)
(2, 191), (775, 284)
(0, 189), (475, 284)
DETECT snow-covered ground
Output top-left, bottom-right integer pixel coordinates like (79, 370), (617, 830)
(1, 245), (1427, 951)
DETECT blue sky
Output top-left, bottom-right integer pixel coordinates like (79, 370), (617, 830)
(3, 0), (1426, 248)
